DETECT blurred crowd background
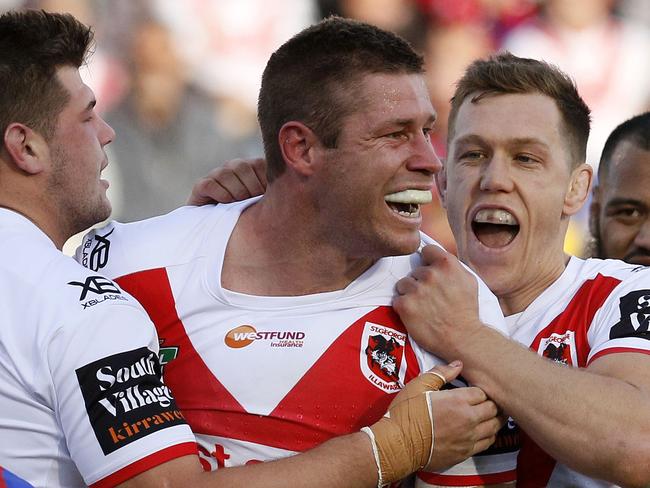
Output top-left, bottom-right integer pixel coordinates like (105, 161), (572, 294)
(3, 0), (649, 256)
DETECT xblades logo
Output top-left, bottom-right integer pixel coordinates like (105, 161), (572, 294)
(90, 228), (114, 271)
(68, 275), (121, 301)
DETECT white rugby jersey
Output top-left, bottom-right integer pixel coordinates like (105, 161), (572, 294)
(77, 199), (518, 486)
(509, 256), (650, 487)
(0, 209), (196, 488)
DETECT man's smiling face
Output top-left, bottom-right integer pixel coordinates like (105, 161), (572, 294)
(441, 92), (587, 312)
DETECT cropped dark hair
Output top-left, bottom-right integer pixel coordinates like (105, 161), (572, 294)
(258, 16), (424, 181)
(448, 52), (591, 167)
(598, 112), (650, 182)
(0, 10), (94, 147)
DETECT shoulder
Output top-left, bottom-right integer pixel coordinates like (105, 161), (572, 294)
(76, 204), (228, 277)
(575, 257), (650, 294)
(1, 234), (148, 342)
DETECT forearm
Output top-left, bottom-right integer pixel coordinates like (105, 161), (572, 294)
(122, 433), (378, 488)
(450, 326), (650, 486)
(209, 432), (377, 487)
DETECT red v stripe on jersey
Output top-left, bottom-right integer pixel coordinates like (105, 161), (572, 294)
(517, 273), (621, 485)
(116, 268), (247, 415)
(117, 269), (420, 453)
(529, 273), (621, 367)
(267, 306), (420, 447)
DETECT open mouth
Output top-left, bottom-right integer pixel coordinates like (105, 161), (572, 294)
(385, 189), (432, 218)
(472, 208), (519, 248)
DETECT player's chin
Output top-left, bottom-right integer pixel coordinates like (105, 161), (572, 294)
(384, 233), (421, 257)
(95, 197), (112, 223)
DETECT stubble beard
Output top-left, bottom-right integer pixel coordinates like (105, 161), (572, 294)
(48, 145), (111, 240)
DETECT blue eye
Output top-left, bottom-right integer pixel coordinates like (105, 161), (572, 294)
(386, 131), (407, 140)
(461, 151), (485, 161)
(515, 154), (539, 164)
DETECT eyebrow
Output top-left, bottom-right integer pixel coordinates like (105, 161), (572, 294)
(84, 99), (97, 112)
(384, 114), (437, 128)
(453, 135), (549, 149)
(508, 137), (550, 150)
(605, 197), (647, 209)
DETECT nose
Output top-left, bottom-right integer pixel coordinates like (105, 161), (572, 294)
(479, 154), (514, 192)
(405, 132), (442, 176)
(98, 116), (116, 146)
(633, 218), (650, 251)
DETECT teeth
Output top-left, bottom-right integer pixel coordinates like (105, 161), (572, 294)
(384, 189), (432, 204)
(474, 209), (518, 225)
(394, 208), (420, 218)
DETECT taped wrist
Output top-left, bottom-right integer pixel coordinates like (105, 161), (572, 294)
(361, 371), (444, 486)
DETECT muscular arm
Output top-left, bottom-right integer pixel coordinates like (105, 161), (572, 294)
(394, 245), (650, 487)
(121, 433), (377, 488)
(119, 361), (501, 487)
(445, 328), (650, 486)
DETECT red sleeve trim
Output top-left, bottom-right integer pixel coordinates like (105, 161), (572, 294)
(588, 347), (650, 366)
(416, 469), (516, 486)
(90, 442), (198, 488)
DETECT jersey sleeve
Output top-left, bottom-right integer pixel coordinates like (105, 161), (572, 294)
(47, 289), (196, 486)
(587, 270), (650, 365)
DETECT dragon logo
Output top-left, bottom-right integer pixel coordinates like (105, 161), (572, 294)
(542, 342), (570, 364)
(537, 331), (576, 366)
(365, 335), (402, 383)
(360, 321), (406, 392)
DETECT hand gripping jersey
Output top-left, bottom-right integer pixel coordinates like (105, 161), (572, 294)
(509, 256), (650, 487)
(77, 199), (518, 486)
(0, 210), (196, 488)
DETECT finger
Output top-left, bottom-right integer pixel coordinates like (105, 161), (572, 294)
(234, 161), (266, 197)
(395, 276), (418, 295)
(471, 399), (499, 422)
(187, 178), (235, 205)
(215, 169), (257, 201)
(470, 435), (498, 456)
(250, 157), (268, 188)
(419, 244), (449, 265)
(474, 416), (503, 440)
(390, 362), (462, 408)
(429, 361), (463, 385)
(451, 386), (490, 405)
(408, 265), (429, 282)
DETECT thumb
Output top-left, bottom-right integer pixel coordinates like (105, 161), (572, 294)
(427, 360), (462, 387)
(420, 244), (449, 265)
(389, 361), (463, 408)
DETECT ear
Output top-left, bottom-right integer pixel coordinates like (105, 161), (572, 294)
(563, 163), (593, 217)
(434, 159), (448, 208)
(278, 122), (321, 177)
(4, 123), (50, 174)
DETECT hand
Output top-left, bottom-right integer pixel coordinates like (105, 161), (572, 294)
(187, 158), (268, 206)
(393, 244), (482, 358)
(425, 383), (501, 472)
(364, 361), (500, 484)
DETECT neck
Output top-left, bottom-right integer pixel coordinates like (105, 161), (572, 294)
(221, 194), (375, 296)
(498, 253), (571, 316)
